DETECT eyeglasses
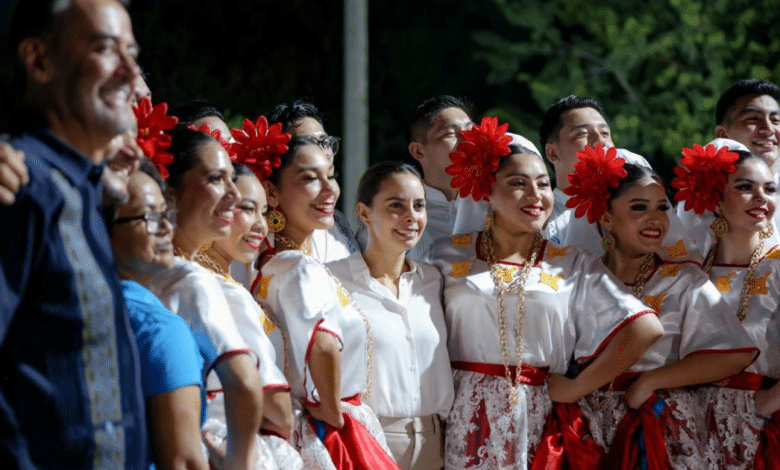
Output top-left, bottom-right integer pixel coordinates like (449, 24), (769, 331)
(113, 209), (177, 234)
(314, 135), (340, 156)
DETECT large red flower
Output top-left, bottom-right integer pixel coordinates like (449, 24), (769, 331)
(671, 143), (738, 215)
(230, 116), (291, 182)
(564, 144), (627, 223)
(445, 116), (512, 201)
(133, 96), (178, 179)
(189, 123), (236, 160)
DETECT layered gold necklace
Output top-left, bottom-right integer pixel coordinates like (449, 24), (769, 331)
(482, 227), (543, 406)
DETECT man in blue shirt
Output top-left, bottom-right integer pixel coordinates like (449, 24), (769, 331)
(0, 0), (147, 468)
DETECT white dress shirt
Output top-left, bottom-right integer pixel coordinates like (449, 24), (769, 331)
(328, 252), (454, 420)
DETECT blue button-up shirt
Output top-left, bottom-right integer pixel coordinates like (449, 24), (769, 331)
(0, 127), (147, 469)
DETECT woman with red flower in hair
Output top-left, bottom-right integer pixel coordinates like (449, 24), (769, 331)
(673, 145), (780, 469)
(567, 145), (756, 469)
(430, 117), (663, 469)
(252, 136), (400, 469)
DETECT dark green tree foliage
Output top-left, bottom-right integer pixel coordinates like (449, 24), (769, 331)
(473, 0), (780, 177)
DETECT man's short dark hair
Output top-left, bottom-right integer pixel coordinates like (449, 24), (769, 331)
(170, 99), (224, 127)
(715, 79), (780, 126)
(539, 95), (605, 150)
(267, 100), (324, 133)
(406, 95), (471, 143)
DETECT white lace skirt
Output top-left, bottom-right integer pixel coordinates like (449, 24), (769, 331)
(695, 386), (763, 470)
(578, 388), (703, 468)
(445, 370), (551, 470)
(290, 399), (394, 470)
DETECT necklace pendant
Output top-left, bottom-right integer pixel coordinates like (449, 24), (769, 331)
(508, 386), (521, 407)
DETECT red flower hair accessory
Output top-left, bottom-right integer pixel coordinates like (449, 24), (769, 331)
(445, 116), (513, 201)
(670, 143), (739, 215)
(188, 123), (237, 160)
(230, 116), (291, 182)
(133, 96), (179, 179)
(564, 144), (627, 223)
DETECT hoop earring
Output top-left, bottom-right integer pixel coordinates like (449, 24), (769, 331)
(266, 208), (286, 233)
(601, 232), (615, 253)
(760, 223), (774, 240)
(710, 217), (728, 240)
(483, 209), (493, 232)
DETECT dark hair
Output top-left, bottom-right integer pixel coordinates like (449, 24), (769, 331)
(539, 95), (606, 150)
(267, 100), (324, 134)
(165, 126), (220, 190)
(232, 162), (255, 180)
(138, 157), (166, 192)
(170, 99), (225, 127)
(266, 135), (321, 185)
(356, 161), (422, 207)
(406, 95), (471, 143)
(9, 0), (130, 94)
(605, 163), (661, 208)
(496, 144), (545, 173)
(716, 79), (780, 125)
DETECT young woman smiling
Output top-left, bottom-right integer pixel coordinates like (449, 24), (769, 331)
(431, 119), (663, 469)
(677, 147), (780, 469)
(253, 136), (399, 469)
(144, 127), (264, 470)
(566, 147), (756, 469)
(327, 162), (454, 469)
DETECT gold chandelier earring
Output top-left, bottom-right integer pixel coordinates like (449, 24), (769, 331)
(710, 217), (729, 240)
(760, 223), (774, 240)
(601, 232), (615, 253)
(266, 208), (286, 233)
(483, 209), (493, 231)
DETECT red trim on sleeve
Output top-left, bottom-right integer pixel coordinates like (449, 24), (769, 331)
(684, 347), (761, 369)
(303, 319), (343, 403)
(206, 348), (256, 376)
(262, 383), (291, 392)
(576, 310), (656, 365)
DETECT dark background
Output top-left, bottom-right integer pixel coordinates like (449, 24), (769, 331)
(2, 0), (778, 188)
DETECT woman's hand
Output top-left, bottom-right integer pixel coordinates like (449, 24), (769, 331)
(203, 430), (259, 470)
(546, 374), (582, 403)
(625, 376), (654, 409)
(755, 387), (780, 419)
(305, 401), (344, 429)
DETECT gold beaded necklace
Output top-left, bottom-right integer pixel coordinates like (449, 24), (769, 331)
(482, 227), (543, 407)
(704, 236), (766, 323)
(274, 233), (375, 398)
(601, 252), (657, 299)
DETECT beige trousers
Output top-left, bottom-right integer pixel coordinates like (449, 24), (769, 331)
(378, 414), (444, 470)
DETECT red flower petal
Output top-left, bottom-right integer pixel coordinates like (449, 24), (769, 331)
(670, 143), (738, 215)
(230, 116), (291, 182)
(564, 144), (627, 223)
(133, 97), (179, 180)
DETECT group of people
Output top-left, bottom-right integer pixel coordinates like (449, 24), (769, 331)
(1, 1), (779, 470)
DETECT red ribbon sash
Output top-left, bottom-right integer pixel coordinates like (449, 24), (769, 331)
(756, 410), (780, 470)
(308, 400), (400, 470)
(451, 361), (550, 385)
(530, 402), (604, 470)
(606, 394), (671, 470)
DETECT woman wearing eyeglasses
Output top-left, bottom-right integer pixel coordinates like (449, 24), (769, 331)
(110, 159), (208, 470)
(145, 127), (266, 470)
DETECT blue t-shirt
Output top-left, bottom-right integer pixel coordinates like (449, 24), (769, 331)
(122, 280), (205, 417)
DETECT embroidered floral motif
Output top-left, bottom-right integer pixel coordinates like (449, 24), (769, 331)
(659, 263), (680, 277)
(539, 272), (563, 290)
(749, 271), (770, 295)
(337, 287), (351, 308)
(546, 245), (569, 258)
(764, 248), (780, 260)
(643, 293), (667, 314)
(451, 233), (472, 247)
(256, 274), (274, 300)
(715, 271), (736, 293)
(451, 261), (474, 278)
(495, 266), (518, 283)
(661, 240), (688, 259)
(259, 312), (276, 335)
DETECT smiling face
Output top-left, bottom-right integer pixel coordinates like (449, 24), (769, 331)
(717, 157), (778, 237)
(545, 107), (614, 189)
(213, 172), (268, 264)
(110, 171), (174, 279)
(42, 0), (140, 153)
(486, 152), (554, 235)
(715, 95), (780, 169)
(357, 172), (427, 255)
(409, 107), (473, 193)
(600, 176), (670, 257)
(102, 126), (143, 207)
(267, 144), (340, 242)
(170, 140), (239, 246)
